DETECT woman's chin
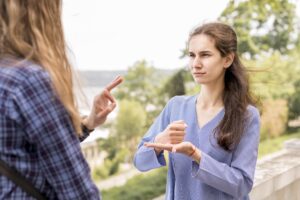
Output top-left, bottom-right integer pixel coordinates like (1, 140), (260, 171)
(193, 77), (207, 84)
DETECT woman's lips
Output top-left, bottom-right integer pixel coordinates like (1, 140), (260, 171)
(193, 72), (206, 76)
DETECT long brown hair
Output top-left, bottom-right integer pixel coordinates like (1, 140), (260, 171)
(0, 0), (82, 134)
(189, 22), (256, 151)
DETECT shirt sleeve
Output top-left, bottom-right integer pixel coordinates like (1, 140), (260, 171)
(79, 123), (92, 142)
(165, 154), (175, 200)
(191, 107), (260, 198)
(133, 97), (175, 172)
(14, 69), (100, 200)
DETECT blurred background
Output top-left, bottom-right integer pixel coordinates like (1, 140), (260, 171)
(64, 0), (300, 199)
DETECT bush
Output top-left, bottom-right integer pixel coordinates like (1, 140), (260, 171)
(102, 167), (167, 200)
(288, 79), (300, 120)
(92, 162), (110, 180)
(260, 99), (288, 140)
(92, 148), (129, 181)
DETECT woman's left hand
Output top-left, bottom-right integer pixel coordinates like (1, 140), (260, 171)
(82, 76), (123, 130)
(144, 141), (197, 157)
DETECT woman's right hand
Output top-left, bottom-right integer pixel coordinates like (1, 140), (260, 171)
(153, 120), (187, 154)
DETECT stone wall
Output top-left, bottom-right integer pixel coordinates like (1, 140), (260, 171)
(81, 140), (107, 172)
(153, 139), (300, 200)
(250, 139), (300, 200)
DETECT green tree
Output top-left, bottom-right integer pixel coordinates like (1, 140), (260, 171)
(112, 99), (147, 159)
(115, 60), (172, 127)
(219, 0), (298, 58)
(289, 79), (300, 120)
(115, 60), (158, 106)
(163, 69), (186, 98)
(288, 40), (300, 119)
(247, 52), (299, 100)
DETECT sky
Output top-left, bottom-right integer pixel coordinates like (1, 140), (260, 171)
(62, 0), (229, 71)
(62, 0), (300, 71)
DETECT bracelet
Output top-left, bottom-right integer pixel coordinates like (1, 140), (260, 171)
(188, 145), (196, 157)
(81, 123), (94, 133)
(81, 115), (94, 133)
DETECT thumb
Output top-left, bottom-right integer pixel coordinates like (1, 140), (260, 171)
(97, 103), (116, 118)
(172, 146), (177, 153)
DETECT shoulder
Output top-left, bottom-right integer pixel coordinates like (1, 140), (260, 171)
(0, 59), (51, 92)
(0, 59), (50, 87)
(0, 59), (55, 109)
(246, 105), (260, 120)
(245, 105), (260, 129)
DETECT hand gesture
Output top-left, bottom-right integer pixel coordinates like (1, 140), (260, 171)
(154, 120), (187, 144)
(144, 141), (197, 158)
(153, 120), (187, 153)
(83, 76), (123, 130)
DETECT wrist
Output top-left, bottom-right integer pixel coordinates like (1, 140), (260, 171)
(81, 116), (95, 131)
(153, 134), (164, 154)
(191, 149), (201, 163)
(188, 145), (196, 157)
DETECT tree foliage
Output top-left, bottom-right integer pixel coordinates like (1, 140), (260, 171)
(289, 79), (300, 120)
(112, 99), (146, 158)
(247, 52), (299, 100)
(219, 0), (298, 58)
(163, 69), (186, 98)
(115, 60), (172, 128)
(115, 60), (159, 106)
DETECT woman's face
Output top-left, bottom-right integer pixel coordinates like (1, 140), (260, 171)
(188, 34), (231, 85)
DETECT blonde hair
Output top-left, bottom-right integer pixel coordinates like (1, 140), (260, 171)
(0, 0), (82, 134)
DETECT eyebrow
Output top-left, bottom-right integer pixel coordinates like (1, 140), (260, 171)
(189, 50), (212, 54)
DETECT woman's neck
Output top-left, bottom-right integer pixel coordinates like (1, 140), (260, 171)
(197, 84), (224, 110)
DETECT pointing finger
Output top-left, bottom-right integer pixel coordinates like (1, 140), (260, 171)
(106, 76), (124, 91)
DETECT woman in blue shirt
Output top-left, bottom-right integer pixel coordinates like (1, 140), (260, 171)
(0, 1), (122, 199)
(134, 22), (260, 200)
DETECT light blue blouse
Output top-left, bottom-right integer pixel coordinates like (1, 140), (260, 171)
(134, 95), (260, 200)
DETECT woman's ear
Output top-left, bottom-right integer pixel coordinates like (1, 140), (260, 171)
(224, 52), (234, 68)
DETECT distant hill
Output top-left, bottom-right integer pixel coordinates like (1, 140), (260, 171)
(78, 70), (127, 87)
(78, 69), (175, 87)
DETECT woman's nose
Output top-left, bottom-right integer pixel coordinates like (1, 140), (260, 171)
(191, 57), (202, 69)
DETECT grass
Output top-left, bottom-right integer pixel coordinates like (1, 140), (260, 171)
(258, 130), (300, 158)
(102, 167), (167, 200)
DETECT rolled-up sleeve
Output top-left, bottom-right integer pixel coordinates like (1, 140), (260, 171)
(191, 107), (260, 198)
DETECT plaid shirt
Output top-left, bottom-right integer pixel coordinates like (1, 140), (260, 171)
(0, 58), (100, 199)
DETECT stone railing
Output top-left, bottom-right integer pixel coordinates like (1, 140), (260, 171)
(81, 140), (107, 172)
(250, 139), (300, 200)
(153, 139), (300, 200)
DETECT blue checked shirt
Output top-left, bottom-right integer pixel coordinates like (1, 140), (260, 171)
(0, 58), (100, 199)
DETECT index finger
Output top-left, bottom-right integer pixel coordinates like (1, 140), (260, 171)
(106, 76), (124, 91)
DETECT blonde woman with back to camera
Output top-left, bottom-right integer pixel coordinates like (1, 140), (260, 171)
(0, 0), (122, 199)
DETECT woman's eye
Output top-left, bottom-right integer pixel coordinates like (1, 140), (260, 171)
(188, 53), (195, 58)
(201, 54), (210, 57)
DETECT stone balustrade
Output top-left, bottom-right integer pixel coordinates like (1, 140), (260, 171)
(153, 139), (300, 200)
(250, 139), (300, 200)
